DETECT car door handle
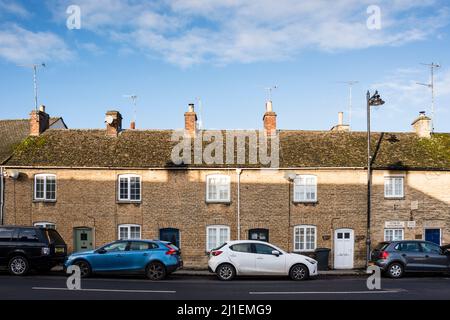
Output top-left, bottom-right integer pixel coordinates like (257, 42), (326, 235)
(143, 253), (149, 257)
(402, 254), (407, 257)
(256, 257), (264, 260)
(425, 255), (429, 258)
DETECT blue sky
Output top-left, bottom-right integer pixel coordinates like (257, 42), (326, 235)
(0, 0), (449, 132)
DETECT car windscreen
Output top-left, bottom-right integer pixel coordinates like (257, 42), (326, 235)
(45, 229), (65, 245)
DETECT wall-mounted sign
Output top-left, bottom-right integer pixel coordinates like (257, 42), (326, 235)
(385, 221), (405, 228)
(407, 221), (416, 228)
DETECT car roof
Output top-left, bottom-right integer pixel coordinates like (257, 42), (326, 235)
(1, 225), (47, 230)
(225, 240), (274, 245)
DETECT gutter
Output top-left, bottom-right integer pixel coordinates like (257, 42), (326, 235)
(0, 167), (4, 225)
(236, 169), (242, 240)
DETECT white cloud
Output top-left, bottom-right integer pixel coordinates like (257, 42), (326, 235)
(0, 25), (74, 65)
(0, 0), (30, 18)
(48, 0), (449, 67)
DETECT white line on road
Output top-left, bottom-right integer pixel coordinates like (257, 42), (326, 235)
(32, 287), (176, 294)
(249, 289), (406, 295)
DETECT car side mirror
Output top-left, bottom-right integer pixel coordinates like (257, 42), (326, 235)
(272, 250), (280, 257)
(97, 248), (107, 254)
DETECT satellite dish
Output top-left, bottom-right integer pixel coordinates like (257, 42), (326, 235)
(105, 115), (114, 124)
(8, 170), (19, 180)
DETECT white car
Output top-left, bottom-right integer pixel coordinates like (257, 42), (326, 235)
(208, 240), (318, 281)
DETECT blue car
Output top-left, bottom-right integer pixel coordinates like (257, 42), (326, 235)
(65, 240), (183, 280)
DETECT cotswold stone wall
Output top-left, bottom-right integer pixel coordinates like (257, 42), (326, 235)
(4, 168), (449, 269)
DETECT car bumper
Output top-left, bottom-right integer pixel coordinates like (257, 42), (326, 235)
(309, 264), (319, 276)
(369, 260), (389, 271)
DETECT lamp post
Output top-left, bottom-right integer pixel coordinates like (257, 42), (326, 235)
(366, 90), (385, 266)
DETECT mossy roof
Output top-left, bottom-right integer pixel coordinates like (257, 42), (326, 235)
(4, 129), (449, 170)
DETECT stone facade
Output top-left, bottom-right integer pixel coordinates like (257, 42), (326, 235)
(4, 167), (448, 269)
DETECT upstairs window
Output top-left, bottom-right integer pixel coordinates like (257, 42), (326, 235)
(206, 175), (231, 203)
(118, 174), (141, 202)
(384, 176), (404, 198)
(34, 174), (56, 201)
(294, 175), (317, 202)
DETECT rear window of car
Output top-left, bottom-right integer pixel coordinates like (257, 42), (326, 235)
(230, 243), (253, 253)
(45, 229), (65, 245)
(0, 228), (14, 242)
(18, 229), (40, 243)
(375, 242), (389, 251)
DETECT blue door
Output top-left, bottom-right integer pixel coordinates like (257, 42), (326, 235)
(425, 229), (441, 245)
(160, 228), (180, 248)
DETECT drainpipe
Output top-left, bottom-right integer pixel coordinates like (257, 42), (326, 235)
(0, 167), (4, 225)
(236, 169), (242, 240)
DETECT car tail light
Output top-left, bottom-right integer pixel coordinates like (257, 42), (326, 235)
(379, 251), (389, 260)
(41, 247), (50, 256)
(211, 250), (223, 256)
(165, 245), (178, 255)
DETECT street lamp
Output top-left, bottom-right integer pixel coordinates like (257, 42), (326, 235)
(366, 90), (385, 266)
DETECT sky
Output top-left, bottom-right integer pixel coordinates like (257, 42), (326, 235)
(0, 0), (449, 133)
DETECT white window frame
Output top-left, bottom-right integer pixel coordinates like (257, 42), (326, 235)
(384, 176), (404, 199)
(384, 228), (404, 241)
(293, 175), (317, 203)
(117, 174), (142, 202)
(293, 225), (317, 252)
(206, 225), (230, 252)
(118, 224), (142, 240)
(206, 175), (231, 203)
(34, 222), (56, 229)
(34, 174), (57, 201)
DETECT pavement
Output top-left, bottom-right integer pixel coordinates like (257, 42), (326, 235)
(1, 269), (449, 300)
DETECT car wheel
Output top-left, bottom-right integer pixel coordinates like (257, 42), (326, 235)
(74, 260), (92, 278)
(216, 263), (236, 281)
(8, 256), (29, 276)
(387, 262), (404, 279)
(146, 262), (166, 280)
(290, 264), (309, 281)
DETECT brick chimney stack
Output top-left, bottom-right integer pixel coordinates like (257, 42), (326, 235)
(29, 105), (50, 136)
(412, 111), (432, 138)
(263, 101), (277, 135)
(184, 103), (197, 136)
(330, 112), (350, 132)
(105, 111), (123, 137)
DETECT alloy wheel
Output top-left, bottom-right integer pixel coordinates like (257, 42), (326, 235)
(147, 263), (165, 280)
(389, 264), (403, 278)
(10, 257), (27, 275)
(291, 265), (308, 280)
(75, 261), (91, 278)
(218, 265), (234, 280)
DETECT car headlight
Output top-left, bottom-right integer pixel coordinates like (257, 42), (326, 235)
(305, 258), (317, 264)
(41, 247), (50, 256)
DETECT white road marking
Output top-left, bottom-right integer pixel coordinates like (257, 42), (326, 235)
(249, 289), (406, 295)
(32, 287), (176, 294)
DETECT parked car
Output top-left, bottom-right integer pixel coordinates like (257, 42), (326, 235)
(0, 226), (67, 276)
(370, 240), (450, 278)
(208, 240), (318, 281)
(64, 240), (183, 280)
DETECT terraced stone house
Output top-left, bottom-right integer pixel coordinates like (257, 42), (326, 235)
(0, 104), (449, 269)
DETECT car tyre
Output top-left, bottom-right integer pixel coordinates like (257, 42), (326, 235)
(146, 261), (166, 280)
(216, 263), (236, 281)
(74, 260), (92, 278)
(8, 256), (29, 276)
(289, 264), (309, 281)
(387, 262), (404, 279)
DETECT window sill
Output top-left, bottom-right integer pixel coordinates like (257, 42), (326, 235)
(384, 197), (405, 200)
(293, 250), (316, 253)
(206, 200), (231, 205)
(293, 201), (318, 204)
(117, 201), (142, 204)
(33, 200), (57, 203)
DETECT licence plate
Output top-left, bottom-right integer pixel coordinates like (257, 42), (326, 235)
(55, 248), (65, 254)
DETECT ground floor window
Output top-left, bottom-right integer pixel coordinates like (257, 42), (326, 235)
(160, 228), (180, 248)
(248, 228), (269, 242)
(294, 225), (317, 252)
(34, 222), (56, 229)
(384, 228), (404, 241)
(206, 225), (230, 252)
(118, 224), (141, 240)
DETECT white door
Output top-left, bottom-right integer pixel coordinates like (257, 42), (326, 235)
(228, 243), (256, 275)
(334, 229), (354, 269)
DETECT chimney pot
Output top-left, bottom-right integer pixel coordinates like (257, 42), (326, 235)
(29, 107), (50, 136)
(412, 111), (431, 138)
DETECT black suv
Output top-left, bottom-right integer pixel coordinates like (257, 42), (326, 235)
(0, 226), (67, 276)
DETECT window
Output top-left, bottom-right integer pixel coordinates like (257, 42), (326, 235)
(0, 228), (14, 242)
(230, 243), (253, 253)
(18, 229), (39, 242)
(421, 242), (441, 254)
(129, 241), (158, 251)
(294, 175), (317, 202)
(206, 175), (230, 203)
(248, 229), (269, 242)
(118, 224), (141, 240)
(384, 229), (404, 241)
(118, 174), (141, 202)
(395, 242), (421, 252)
(159, 228), (180, 248)
(384, 176), (404, 198)
(294, 225), (317, 252)
(34, 174), (56, 201)
(34, 222), (56, 229)
(254, 243), (277, 255)
(102, 241), (128, 252)
(206, 225), (230, 252)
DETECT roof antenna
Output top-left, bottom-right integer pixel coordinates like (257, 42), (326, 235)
(123, 94), (138, 127)
(337, 81), (359, 128)
(264, 85), (278, 102)
(196, 97), (204, 130)
(19, 63), (46, 111)
(417, 62), (441, 133)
